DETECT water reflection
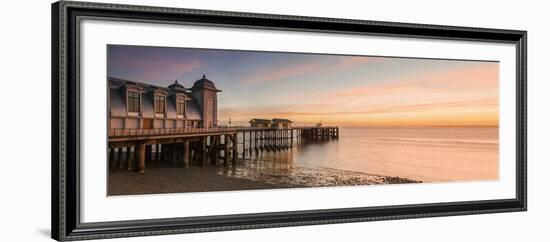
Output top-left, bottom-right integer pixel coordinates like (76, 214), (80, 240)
(216, 138), (418, 187)
(217, 127), (498, 183)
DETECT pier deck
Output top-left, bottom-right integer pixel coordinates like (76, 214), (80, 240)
(108, 126), (339, 172)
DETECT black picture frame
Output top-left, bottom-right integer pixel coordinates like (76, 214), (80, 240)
(51, 1), (527, 241)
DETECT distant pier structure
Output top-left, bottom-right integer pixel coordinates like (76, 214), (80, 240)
(107, 75), (338, 172)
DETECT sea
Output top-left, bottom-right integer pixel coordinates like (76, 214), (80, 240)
(240, 127), (499, 183)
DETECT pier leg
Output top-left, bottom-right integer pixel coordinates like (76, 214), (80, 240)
(118, 147), (126, 168)
(248, 131), (252, 155)
(224, 135), (229, 166)
(136, 143), (145, 173)
(160, 144), (166, 164)
(156, 144), (161, 161)
(144, 145), (150, 162)
(109, 148), (115, 167)
(254, 130), (258, 155)
(242, 133), (246, 160)
(183, 141), (190, 168)
(209, 136), (216, 165)
(214, 136), (220, 165)
(232, 133), (238, 164)
(259, 131), (263, 151)
(201, 137), (207, 166)
(126, 146), (133, 171)
(112, 148), (120, 167)
(171, 143), (178, 166)
(174, 143), (183, 166)
(166, 144), (171, 165)
(116, 148), (123, 167)
(291, 130), (294, 148)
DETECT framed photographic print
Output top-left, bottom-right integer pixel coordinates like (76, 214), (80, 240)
(52, 1), (527, 241)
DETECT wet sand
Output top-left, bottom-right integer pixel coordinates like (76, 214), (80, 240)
(109, 162), (420, 196)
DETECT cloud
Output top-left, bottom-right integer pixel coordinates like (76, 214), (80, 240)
(333, 56), (379, 69)
(109, 56), (202, 82)
(241, 61), (324, 84)
(287, 63), (498, 102)
(240, 56), (381, 84)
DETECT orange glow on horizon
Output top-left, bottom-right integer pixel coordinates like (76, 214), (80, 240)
(219, 62), (499, 127)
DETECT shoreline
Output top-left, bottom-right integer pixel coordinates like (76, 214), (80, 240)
(108, 162), (421, 196)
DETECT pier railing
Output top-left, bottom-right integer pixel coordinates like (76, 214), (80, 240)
(109, 127), (240, 137)
(109, 126), (339, 137)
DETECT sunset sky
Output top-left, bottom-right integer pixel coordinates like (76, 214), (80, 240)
(108, 45), (499, 127)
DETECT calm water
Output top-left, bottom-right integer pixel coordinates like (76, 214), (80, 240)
(241, 127), (498, 182)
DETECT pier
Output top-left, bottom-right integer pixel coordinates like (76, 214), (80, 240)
(108, 126), (339, 172)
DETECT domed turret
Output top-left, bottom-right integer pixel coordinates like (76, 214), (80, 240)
(191, 74), (220, 91)
(189, 74), (222, 128)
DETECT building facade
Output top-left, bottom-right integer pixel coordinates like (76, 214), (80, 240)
(108, 75), (221, 130)
(271, 118), (293, 129)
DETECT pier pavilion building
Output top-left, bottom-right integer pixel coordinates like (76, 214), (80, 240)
(108, 74), (221, 130)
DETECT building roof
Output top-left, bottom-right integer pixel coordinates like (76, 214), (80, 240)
(185, 100), (202, 120)
(109, 87), (127, 117)
(272, 118), (293, 123)
(250, 118), (272, 123)
(167, 80), (187, 92)
(191, 74), (221, 92)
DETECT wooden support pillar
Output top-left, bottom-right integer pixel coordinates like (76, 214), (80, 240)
(208, 136), (216, 165)
(163, 144), (168, 164)
(248, 131), (252, 154)
(155, 144), (161, 161)
(201, 136), (207, 166)
(254, 130), (258, 153)
(190, 145), (196, 166)
(183, 141), (190, 168)
(275, 130), (278, 149)
(160, 144), (166, 163)
(232, 133), (238, 164)
(280, 130), (283, 149)
(116, 148), (123, 167)
(174, 143), (181, 164)
(277, 130), (280, 148)
(118, 147), (125, 168)
(291, 129), (294, 148)
(166, 144), (171, 165)
(145, 145), (152, 162)
(243, 131), (246, 160)
(275, 130), (278, 150)
(126, 146), (133, 171)
(214, 135), (220, 165)
(165, 144), (170, 164)
(260, 131), (263, 150)
(137, 143), (146, 173)
(224, 135), (229, 166)
(113, 148), (121, 167)
(109, 148), (115, 167)
(171, 143), (177, 165)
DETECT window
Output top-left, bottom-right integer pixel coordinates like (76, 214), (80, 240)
(127, 91), (140, 113)
(155, 95), (165, 114)
(207, 98), (213, 121)
(176, 98), (185, 115)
